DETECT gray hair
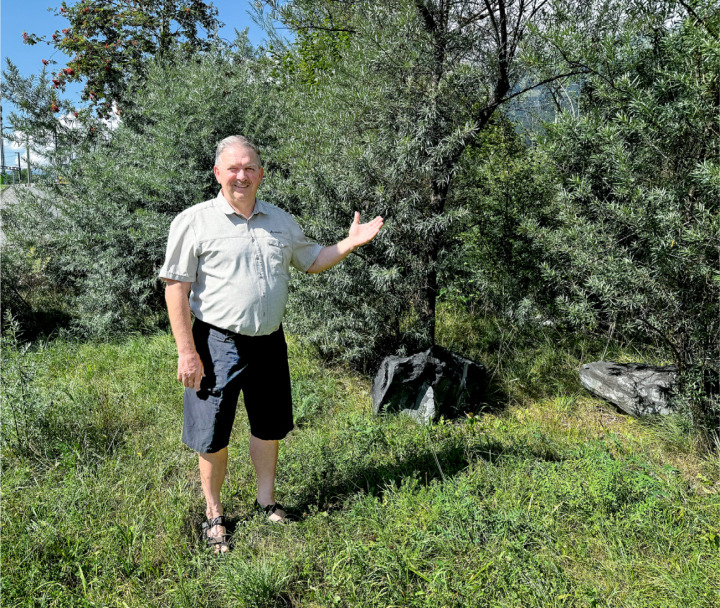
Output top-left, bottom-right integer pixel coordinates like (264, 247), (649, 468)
(214, 135), (262, 167)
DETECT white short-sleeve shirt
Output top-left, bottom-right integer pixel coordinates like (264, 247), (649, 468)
(159, 192), (322, 336)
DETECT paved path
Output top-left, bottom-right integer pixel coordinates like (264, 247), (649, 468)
(0, 185), (44, 245)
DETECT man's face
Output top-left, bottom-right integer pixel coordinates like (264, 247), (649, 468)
(214, 145), (264, 211)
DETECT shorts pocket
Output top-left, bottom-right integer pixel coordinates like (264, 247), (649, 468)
(208, 327), (233, 344)
(183, 389), (221, 431)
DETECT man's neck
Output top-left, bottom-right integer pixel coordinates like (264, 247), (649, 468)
(224, 191), (256, 219)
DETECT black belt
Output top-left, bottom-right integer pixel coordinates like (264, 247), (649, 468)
(193, 318), (282, 338)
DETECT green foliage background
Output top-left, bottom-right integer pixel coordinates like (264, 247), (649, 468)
(2, 35), (273, 336)
(1, 0), (718, 409)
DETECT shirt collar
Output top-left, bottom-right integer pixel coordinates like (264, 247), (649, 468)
(216, 191), (268, 218)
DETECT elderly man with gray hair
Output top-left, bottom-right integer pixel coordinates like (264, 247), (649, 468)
(159, 135), (383, 553)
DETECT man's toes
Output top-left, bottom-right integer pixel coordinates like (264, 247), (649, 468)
(268, 508), (288, 523)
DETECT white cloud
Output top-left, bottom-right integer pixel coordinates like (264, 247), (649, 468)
(4, 132), (52, 167)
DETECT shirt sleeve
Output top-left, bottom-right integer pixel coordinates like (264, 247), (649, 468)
(158, 212), (199, 282)
(288, 216), (323, 273)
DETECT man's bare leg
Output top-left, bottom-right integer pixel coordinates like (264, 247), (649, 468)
(198, 448), (229, 553)
(249, 434), (288, 522)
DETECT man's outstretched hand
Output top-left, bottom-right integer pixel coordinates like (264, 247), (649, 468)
(348, 211), (384, 248)
(307, 211), (385, 274)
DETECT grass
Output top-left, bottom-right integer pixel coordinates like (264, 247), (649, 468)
(1, 313), (719, 607)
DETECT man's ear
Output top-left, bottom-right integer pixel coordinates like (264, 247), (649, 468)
(213, 165), (220, 182)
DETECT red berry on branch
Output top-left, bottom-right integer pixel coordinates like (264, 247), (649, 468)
(74, 112), (79, 118)
(42, 59), (49, 65)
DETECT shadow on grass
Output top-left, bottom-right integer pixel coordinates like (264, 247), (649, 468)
(292, 431), (566, 513)
(0, 307), (74, 342)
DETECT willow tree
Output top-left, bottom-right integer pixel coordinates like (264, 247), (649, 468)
(257, 0), (591, 364)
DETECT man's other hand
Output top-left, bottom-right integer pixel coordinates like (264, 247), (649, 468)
(177, 351), (204, 390)
(348, 211), (384, 248)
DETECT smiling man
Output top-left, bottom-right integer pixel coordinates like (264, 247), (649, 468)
(159, 135), (383, 553)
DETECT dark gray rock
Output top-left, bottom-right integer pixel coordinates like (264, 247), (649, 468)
(371, 346), (487, 424)
(579, 361), (678, 416)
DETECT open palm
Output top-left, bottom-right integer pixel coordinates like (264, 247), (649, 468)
(348, 211), (384, 247)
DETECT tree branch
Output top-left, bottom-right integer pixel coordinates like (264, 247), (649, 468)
(493, 69), (589, 108)
(289, 24), (358, 35)
(677, 0), (718, 37)
(414, 0), (437, 35)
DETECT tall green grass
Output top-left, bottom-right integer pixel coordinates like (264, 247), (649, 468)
(2, 318), (718, 607)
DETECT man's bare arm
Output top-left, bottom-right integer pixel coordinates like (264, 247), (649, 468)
(307, 212), (384, 274)
(165, 279), (204, 390)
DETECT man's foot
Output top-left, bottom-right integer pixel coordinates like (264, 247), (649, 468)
(201, 515), (230, 554)
(254, 500), (296, 524)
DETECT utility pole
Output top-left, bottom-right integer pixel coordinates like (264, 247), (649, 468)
(26, 134), (31, 185)
(0, 105), (5, 183)
(17, 152), (21, 185)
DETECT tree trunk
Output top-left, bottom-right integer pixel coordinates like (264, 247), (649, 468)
(418, 180), (449, 346)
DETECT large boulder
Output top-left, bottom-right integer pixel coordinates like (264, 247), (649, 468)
(371, 346), (487, 424)
(579, 361), (678, 417)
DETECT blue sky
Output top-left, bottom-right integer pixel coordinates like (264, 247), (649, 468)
(1, 1), (270, 168)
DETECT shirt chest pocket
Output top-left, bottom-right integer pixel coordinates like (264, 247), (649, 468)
(258, 237), (290, 276)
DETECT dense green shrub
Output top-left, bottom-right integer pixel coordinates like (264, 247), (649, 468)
(438, 121), (555, 322)
(526, 4), (720, 425)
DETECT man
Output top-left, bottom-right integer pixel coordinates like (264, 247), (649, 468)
(159, 135), (383, 553)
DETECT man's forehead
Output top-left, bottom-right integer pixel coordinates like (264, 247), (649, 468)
(219, 145), (260, 166)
